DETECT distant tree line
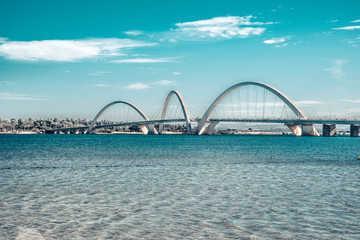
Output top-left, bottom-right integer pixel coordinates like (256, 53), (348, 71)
(0, 118), (90, 133)
(0, 118), (188, 134)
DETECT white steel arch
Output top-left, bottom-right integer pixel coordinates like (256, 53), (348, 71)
(195, 81), (308, 135)
(87, 100), (151, 134)
(158, 90), (192, 134)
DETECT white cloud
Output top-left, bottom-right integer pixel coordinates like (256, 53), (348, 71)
(294, 100), (324, 106)
(345, 36), (360, 47)
(172, 72), (181, 75)
(0, 92), (47, 101)
(351, 20), (360, 23)
(263, 36), (291, 46)
(93, 84), (111, 87)
(112, 58), (176, 63)
(125, 83), (150, 90)
(88, 71), (112, 76)
(137, 67), (162, 71)
(0, 38), (157, 61)
(342, 99), (359, 103)
(0, 81), (15, 86)
(174, 16), (271, 39)
(333, 25), (360, 30)
(324, 59), (347, 81)
(153, 80), (176, 86)
(342, 99), (360, 103)
(131, 53), (149, 57)
(264, 38), (285, 44)
(274, 43), (288, 48)
(124, 30), (144, 36)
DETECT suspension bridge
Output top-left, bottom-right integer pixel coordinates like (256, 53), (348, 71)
(46, 81), (360, 137)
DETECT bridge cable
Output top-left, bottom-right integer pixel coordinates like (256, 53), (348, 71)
(280, 103), (286, 119)
(151, 104), (163, 120)
(230, 91), (234, 119)
(263, 88), (267, 119)
(238, 88), (241, 119)
(271, 95), (276, 119)
(187, 104), (200, 119)
(168, 96), (175, 122)
(246, 85), (249, 119)
(254, 85), (258, 119)
(116, 105), (120, 124)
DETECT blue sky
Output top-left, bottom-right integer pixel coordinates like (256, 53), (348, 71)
(0, 0), (359, 120)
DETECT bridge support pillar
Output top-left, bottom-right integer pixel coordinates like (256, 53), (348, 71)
(285, 124), (302, 136)
(350, 124), (360, 137)
(146, 124), (158, 135)
(301, 124), (319, 136)
(139, 125), (149, 135)
(202, 121), (219, 135)
(323, 124), (336, 137)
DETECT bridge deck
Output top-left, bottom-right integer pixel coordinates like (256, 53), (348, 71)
(209, 119), (360, 125)
(46, 118), (360, 132)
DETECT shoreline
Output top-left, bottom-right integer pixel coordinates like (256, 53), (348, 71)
(0, 131), (351, 136)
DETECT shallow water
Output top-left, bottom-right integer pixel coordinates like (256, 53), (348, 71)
(1, 134), (360, 239)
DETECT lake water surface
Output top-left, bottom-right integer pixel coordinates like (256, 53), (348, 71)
(1, 134), (360, 239)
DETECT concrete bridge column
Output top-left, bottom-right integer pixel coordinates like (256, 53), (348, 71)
(201, 121), (219, 135)
(285, 123), (302, 136)
(350, 124), (360, 137)
(323, 124), (336, 137)
(301, 124), (319, 136)
(146, 124), (158, 135)
(139, 125), (149, 135)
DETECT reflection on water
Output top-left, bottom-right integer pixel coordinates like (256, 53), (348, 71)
(1, 134), (360, 239)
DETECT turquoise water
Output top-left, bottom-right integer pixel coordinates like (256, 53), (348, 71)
(1, 134), (360, 239)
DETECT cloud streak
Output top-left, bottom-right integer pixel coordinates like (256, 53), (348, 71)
(112, 58), (176, 63)
(124, 30), (144, 36)
(263, 36), (291, 47)
(342, 99), (360, 103)
(173, 16), (272, 39)
(88, 71), (112, 76)
(294, 100), (324, 106)
(333, 25), (360, 30)
(0, 38), (157, 61)
(153, 80), (176, 86)
(92, 84), (111, 88)
(0, 81), (15, 86)
(263, 36), (290, 44)
(324, 59), (347, 81)
(124, 83), (150, 90)
(0, 92), (47, 101)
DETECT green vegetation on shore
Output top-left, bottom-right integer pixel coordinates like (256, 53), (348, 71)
(0, 118), (90, 134)
(0, 118), (189, 134)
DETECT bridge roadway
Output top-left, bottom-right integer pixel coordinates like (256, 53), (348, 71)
(208, 119), (360, 125)
(46, 117), (360, 135)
